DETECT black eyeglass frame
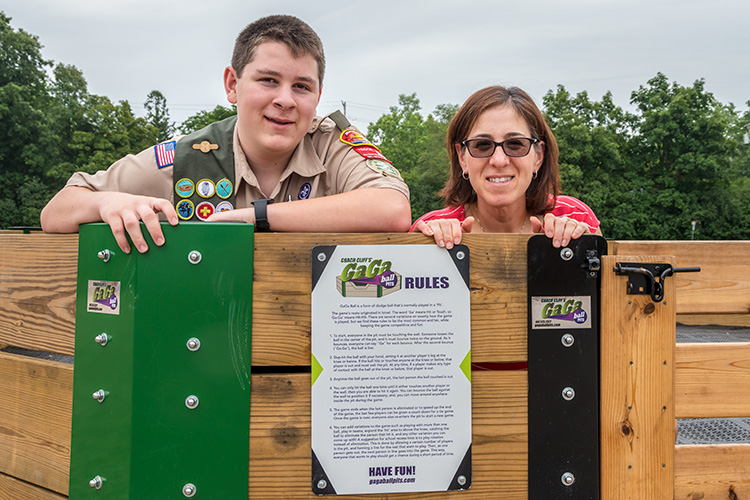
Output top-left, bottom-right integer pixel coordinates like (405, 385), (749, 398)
(460, 137), (540, 158)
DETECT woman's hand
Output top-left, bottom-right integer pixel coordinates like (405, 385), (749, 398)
(414, 217), (475, 249)
(532, 213), (590, 248)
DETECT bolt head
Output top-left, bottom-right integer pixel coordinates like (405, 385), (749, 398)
(185, 395), (199, 409)
(182, 483), (196, 497)
(188, 251), (202, 264)
(317, 479), (328, 489)
(457, 475), (467, 486)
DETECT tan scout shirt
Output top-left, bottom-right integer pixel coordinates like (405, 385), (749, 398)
(65, 115), (409, 206)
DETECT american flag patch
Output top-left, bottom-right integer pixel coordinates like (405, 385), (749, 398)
(154, 141), (176, 168)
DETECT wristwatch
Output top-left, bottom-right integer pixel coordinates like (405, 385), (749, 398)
(251, 198), (274, 232)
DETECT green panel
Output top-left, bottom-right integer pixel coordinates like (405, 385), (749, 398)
(69, 222), (254, 499)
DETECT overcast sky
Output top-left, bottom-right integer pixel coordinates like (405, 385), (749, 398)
(4, 0), (749, 132)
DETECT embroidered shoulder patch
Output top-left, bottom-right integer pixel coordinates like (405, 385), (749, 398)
(353, 145), (392, 163)
(154, 141), (176, 168)
(340, 128), (374, 147)
(365, 159), (402, 179)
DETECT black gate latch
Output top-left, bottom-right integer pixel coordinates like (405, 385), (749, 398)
(613, 263), (701, 302)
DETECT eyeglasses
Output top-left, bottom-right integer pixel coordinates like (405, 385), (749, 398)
(461, 137), (539, 158)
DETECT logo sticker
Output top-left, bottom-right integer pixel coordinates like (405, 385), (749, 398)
(353, 145), (392, 163)
(87, 280), (120, 315)
(298, 182), (312, 200)
(340, 128), (374, 147)
(196, 201), (215, 221)
(216, 201), (234, 212)
(530, 296), (591, 329)
(336, 257), (402, 298)
(176, 199), (195, 220)
(365, 159), (402, 179)
(216, 178), (233, 199)
(196, 179), (216, 198)
(175, 178), (195, 198)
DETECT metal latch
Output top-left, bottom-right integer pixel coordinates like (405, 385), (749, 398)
(613, 263), (701, 302)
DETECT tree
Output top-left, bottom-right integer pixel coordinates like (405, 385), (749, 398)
(144, 90), (174, 142)
(180, 104), (237, 134)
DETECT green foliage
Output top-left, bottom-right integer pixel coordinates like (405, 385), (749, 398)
(367, 94), (456, 221)
(179, 105), (237, 134)
(144, 90), (175, 142)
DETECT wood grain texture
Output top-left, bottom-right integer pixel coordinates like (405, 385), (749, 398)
(675, 444), (750, 499)
(675, 342), (750, 418)
(600, 255), (676, 500)
(0, 352), (72, 495)
(611, 241), (750, 315)
(0, 472), (66, 500)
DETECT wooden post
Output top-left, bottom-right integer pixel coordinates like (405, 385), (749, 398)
(600, 255), (676, 499)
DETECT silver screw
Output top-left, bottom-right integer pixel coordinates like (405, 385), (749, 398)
(185, 395), (199, 409)
(94, 333), (109, 346)
(89, 475), (103, 489)
(561, 334), (575, 347)
(562, 387), (576, 401)
(182, 483), (196, 497)
(317, 252), (327, 262)
(186, 338), (201, 351)
(560, 247), (574, 261)
(97, 249), (111, 262)
(456, 250), (466, 260)
(92, 389), (106, 403)
(561, 472), (575, 486)
(457, 475), (467, 486)
(317, 479), (327, 489)
(188, 250), (202, 264)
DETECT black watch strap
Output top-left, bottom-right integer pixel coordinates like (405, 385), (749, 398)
(251, 198), (274, 232)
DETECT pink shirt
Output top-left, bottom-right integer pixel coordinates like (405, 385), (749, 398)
(409, 195), (600, 233)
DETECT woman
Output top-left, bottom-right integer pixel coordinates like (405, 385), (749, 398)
(411, 86), (601, 249)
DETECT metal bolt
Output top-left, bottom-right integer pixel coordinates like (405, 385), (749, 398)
(457, 475), (467, 486)
(97, 249), (111, 262)
(317, 479), (327, 489)
(89, 475), (103, 489)
(456, 250), (466, 260)
(561, 334), (575, 347)
(317, 252), (327, 262)
(94, 333), (109, 346)
(186, 338), (201, 351)
(560, 247), (574, 261)
(562, 387), (576, 401)
(92, 389), (106, 403)
(185, 395), (199, 409)
(182, 483), (196, 497)
(561, 472), (575, 486)
(188, 250), (202, 264)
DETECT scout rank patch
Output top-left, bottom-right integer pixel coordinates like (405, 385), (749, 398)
(339, 129), (392, 163)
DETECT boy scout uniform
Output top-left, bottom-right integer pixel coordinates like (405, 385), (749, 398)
(65, 112), (408, 222)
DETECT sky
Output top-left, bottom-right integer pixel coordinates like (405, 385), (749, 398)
(4, 0), (749, 132)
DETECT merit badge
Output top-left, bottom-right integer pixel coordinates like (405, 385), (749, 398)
(196, 201), (215, 221)
(298, 183), (312, 200)
(196, 179), (216, 198)
(154, 140), (176, 168)
(176, 199), (195, 220)
(365, 159), (402, 179)
(353, 145), (392, 163)
(216, 201), (234, 212)
(340, 128), (373, 147)
(175, 178), (195, 198)
(192, 140), (219, 153)
(216, 178), (233, 199)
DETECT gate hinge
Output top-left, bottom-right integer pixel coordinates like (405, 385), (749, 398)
(613, 262), (701, 302)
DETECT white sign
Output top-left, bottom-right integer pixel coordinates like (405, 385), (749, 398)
(311, 245), (471, 495)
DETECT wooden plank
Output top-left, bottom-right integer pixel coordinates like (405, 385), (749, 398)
(1, 349), (529, 499)
(0, 352), (72, 496)
(0, 232), (531, 365)
(0, 234), (77, 356)
(675, 444), (750, 499)
(677, 313), (750, 327)
(612, 241), (750, 315)
(0, 472), (66, 500)
(600, 255), (676, 500)
(675, 342), (750, 418)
